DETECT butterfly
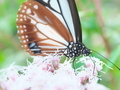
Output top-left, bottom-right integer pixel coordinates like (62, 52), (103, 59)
(16, 0), (91, 57)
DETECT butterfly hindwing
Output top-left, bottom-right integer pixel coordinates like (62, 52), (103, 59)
(17, 0), (74, 55)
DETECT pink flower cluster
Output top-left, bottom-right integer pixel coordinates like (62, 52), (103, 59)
(0, 55), (110, 90)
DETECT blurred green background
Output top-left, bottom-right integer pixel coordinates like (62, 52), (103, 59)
(0, 0), (120, 89)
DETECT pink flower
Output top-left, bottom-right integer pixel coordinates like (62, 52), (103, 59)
(0, 55), (110, 90)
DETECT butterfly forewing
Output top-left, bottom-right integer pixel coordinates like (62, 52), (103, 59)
(35, 0), (82, 42)
(16, 0), (74, 55)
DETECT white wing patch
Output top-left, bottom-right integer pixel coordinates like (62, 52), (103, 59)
(59, 0), (75, 42)
(36, 23), (68, 45)
(46, 0), (76, 42)
(33, 5), (38, 9)
(50, 0), (60, 12)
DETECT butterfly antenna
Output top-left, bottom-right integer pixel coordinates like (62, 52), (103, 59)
(91, 49), (120, 70)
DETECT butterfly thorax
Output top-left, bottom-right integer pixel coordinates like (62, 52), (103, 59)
(64, 42), (91, 58)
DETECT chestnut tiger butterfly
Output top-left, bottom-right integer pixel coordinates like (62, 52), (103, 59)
(16, 0), (120, 70)
(16, 0), (91, 57)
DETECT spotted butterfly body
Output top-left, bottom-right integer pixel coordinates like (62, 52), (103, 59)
(16, 0), (91, 57)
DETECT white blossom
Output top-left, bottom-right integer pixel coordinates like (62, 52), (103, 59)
(0, 55), (110, 90)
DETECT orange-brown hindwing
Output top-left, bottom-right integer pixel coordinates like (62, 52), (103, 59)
(16, 1), (73, 55)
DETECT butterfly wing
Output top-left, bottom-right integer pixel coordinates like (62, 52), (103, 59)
(35, 0), (82, 42)
(16, 0), (82, 56)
